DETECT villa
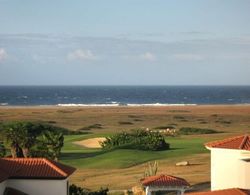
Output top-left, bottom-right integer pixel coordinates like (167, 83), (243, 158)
(0, 158), (76, 195)
(141, 174), (190, 195)
(187, 188), (250, 195)
(187, 134), (250, 195)
(205, 135), (250, 191)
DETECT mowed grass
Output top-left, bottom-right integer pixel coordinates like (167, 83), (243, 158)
(61, 134), (210, 169)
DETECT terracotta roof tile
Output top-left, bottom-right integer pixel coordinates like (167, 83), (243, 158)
(205, 135), (250, 151)
(0, 167), (10, 182)
(0, 158), (76, 181)
(186, 188), (250, 195)
(141, 174), (190, 187)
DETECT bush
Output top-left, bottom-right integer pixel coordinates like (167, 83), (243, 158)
(69, 184), (108, 195)
(118, 121), (134, 125)
(154, 126), (175, 130)
(179, 127), (219, 135)
(100, 130), (170, 151)
(79, 124), (103, 131)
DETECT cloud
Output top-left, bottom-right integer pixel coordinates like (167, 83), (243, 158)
(173, 54), (204, 61)
(67, 49), (97, 61)
(139, 52), (156, 61)
(0, 48), (8, 62)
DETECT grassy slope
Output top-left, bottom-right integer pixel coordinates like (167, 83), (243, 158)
(61, 135), (210, 169)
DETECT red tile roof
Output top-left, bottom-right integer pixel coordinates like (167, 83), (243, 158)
(0, 167), (9, 182)
(205, 135), (250, 151)
(141, 174), (190, 187)
(186, 188), (250, 195)
(0, 158), (76, 181)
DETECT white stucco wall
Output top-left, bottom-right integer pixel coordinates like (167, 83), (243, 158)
(0, 181), (7, 195)
(210, 148), (250, 191)
(6, 179), (68, 195)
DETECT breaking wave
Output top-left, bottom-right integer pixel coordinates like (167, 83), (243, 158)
(57, 103), (197, 107)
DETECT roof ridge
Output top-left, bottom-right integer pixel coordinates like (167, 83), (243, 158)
(235, 188), (248, 195)
(239, 135), (249, 149)
(236, 188), (249, 195)
(168, 175), (186, 181)
(42, 159), (67, 177)
(205, 135), (245, 147)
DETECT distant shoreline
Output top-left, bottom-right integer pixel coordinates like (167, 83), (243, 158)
(1, 104), (250, 109)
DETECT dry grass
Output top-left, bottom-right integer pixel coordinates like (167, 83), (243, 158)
(70, 153), (210, 191)
(1, 105), (250, 134)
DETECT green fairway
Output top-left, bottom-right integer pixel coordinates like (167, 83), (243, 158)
(61, 135), (210, 168)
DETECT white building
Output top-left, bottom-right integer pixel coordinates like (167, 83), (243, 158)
(141, 174), (190, 195)
(205, 135), (250, 191)
(187, 188), (250, 195)
(0, 158), (76, 195)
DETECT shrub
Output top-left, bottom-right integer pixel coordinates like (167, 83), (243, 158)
(69, 184), (108, 195)
(100, 130), (170, 151)
(154, 126), (175, 130)
(144, 161), (158, 177)
(79, 124), (103, 131)
(179, 127), (219, 135)
(118, 121), (134, 125)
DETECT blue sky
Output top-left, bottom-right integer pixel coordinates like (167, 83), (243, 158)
(0, 0), (250, 85)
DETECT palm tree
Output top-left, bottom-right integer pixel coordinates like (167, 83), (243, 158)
(0, 142), (6, 157)
(3, 122), (37, 158)
(41, 131), (64, 161)
(4, 125), (23, 158)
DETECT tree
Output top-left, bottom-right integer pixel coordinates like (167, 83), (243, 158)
(3, 123), (24, 158)
(2, 122), (41, 158)
(0, 142), (6, 157)
(39, 131), (64, 161)
(1, 121), (66, 160)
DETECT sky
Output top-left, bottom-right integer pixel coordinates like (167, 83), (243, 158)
(0, 0), (250, 85)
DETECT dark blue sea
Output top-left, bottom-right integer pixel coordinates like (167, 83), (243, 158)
(0, 86), (250, 106)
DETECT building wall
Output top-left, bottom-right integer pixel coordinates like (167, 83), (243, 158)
(6, 179), (68, 195)
(240, 158), (250, 189)
(210, 148), (250, 190)
(0, 181), (6, 195)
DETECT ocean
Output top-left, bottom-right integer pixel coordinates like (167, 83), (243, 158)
(0, 86), (250, 106)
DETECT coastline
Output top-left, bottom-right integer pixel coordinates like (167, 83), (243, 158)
(1, 103), (250, 109)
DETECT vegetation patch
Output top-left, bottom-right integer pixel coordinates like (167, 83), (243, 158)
(127, 115), (141, 118)
(100, 130), (170, 151)
(118, 121), (134, 125)
(46, 120), (57, 124)
(168, 123), (178, 126)
(79, 124), (103, 130)
(179, 127), (220, 135)
(154, 125), (175, 130)
(215, 120), (231, 124)
(173, 115), (185, 120)
(69, 184), (108, 195)
(199, 121), (208, 124)
(169, 110), (190, 113)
